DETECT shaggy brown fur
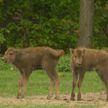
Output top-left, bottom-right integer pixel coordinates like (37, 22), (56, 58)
(70, 48), (108, 101)
(3, 47), (64, 99)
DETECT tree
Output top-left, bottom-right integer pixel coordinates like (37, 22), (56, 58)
(1, 0), (108, 50)
(77, 0), (94, 48)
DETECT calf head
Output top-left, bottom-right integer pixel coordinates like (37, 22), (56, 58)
(3, 48), (17, 64)
(72, 48), (85, 67)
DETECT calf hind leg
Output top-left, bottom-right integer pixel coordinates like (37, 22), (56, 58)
(44, 64), (60, 100)
(53, 72), (60, 100)
(47, 78), (54, 100)
(97, 73), (108, 101)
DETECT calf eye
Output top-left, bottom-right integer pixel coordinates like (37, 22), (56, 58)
(9, 52), (13, 55)
(74, 56), (77, 58)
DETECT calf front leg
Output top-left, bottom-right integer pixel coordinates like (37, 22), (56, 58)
(17, 73), (30, 99)
(77, 72), (85, 101)
(22, 76), (29, 97)
(71, 71), (78, 101)
(17, 77), (23, 98)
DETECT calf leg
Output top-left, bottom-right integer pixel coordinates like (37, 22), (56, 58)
(17, 73), (30, 99)
(47, 78), (54, 99)
(97, 73), (108, 101)
(106, 88), (108, 101)
(77, 72), (85, 101)
(47, 70), (60, 100)
(102, 81), (108, 101)
(53, 72), (60, 100)
(22, 74), (29, 97)
(42, 59), (60, 100)
(17, 76), (23, 98)
(71, 71), (78, 101)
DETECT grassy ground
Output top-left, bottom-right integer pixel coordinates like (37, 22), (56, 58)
(0, 64), (105, 97)
(0, 104), (100, 108)
(0, 56), (106, 108)
(0, 104), (68, 108)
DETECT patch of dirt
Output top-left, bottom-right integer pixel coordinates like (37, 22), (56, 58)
(0, 92), (108, 107)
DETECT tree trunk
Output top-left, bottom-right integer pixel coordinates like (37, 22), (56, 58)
(22, 29), (30, 48)
(77, 0), (94, 48)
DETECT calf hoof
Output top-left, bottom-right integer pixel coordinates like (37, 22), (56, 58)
(70, 97), (75, 101)
(77, 98), (82, 101)
(77, 96), (81, 101)
(77, 93), (81, 101)
(47, 95), (53, 100)
(71, 93), (75, 101)
(55, 96), (60, 100)
(17, 95), (24, 99)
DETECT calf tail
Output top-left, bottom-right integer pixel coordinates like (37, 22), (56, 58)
(50, 49), (64, 57)
(56, 50), (64, 57)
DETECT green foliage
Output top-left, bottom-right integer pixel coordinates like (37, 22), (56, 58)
(0, 104), (67, 108)
(57, 54), (70, 73)
(0, 0), (108, 49)
(0, 0), (79, 49)
(0, 55), (105, 97)
(0, 56), (105, 107)
(0, 29), (5, 44)
(93, 0), (108, 48)
(0, 32), (5, 44)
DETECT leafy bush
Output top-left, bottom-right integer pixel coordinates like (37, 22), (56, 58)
(0, 0), (108, 50)
(57, 54), (70, 73)
(0, 0), (79, 50)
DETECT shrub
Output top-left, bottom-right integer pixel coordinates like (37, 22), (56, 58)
(57, 54), (70, 73)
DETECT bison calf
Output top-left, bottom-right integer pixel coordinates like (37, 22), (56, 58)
(70, 48), (108, 101)
(3, 47), (64, 99)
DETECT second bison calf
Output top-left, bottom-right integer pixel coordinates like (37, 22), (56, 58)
(70, 48), (108, 101)
(3, 47), (64, 99)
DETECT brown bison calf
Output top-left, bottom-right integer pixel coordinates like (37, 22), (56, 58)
(3, 47), (64, 99)
(70, 48), (108, 101)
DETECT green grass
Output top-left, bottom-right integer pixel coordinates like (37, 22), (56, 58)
(74, 105), (99, 108)
(0, 66), (104, 97)
(81, 71), (105, 93)
(0, 104), (67, 108)
(0, 60), (105, 97)
(0, 56), (106, 107)
(0, 104), (100, 108)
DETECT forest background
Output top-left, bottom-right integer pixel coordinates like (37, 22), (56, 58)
(0, 0), (108, 53)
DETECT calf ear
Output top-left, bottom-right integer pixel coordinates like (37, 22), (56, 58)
(78, 48), (85, 56)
